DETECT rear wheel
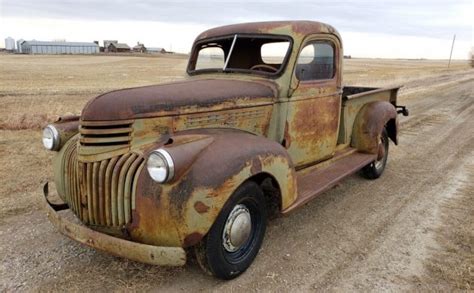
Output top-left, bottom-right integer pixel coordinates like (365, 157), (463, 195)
(361, 128), (389, 179)
(194, 181), (267, 279)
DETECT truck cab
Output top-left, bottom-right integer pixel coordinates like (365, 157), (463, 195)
(188, 24), (343, 167)
(41, 21), (407, 280)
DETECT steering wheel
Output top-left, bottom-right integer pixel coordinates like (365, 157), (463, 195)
(250, 64), (278, 73)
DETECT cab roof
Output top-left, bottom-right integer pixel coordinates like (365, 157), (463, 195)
(195, 20), (341, 41)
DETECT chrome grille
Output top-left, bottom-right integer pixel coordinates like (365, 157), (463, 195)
(79, 120), (133, 147)
(63, 143), (144, 227)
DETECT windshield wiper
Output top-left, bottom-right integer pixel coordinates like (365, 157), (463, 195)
(223, 34), (237, 72)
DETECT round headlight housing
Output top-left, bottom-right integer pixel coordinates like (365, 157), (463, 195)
(42, 125), (60, 150)
(147, 149), (174, 183)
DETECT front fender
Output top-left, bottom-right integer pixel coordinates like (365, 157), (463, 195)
(50, 115), (80, 150)
(128, 129), (296, 248)
(128, 129), (296, 247)
(351, 101), (398, 154)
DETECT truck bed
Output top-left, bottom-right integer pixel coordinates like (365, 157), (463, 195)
(337, 85), (401, 145)
(342, 86), (400, 103)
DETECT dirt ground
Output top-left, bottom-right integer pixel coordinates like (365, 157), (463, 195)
(0, 55), (472, 291)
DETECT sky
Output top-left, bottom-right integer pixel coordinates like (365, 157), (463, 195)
(0, 0), (472, 59)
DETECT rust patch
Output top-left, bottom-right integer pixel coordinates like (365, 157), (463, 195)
(250, 157), (262, 174)
(183, 232), (203, 248)
(81, 79), (276, 121)
(194, 201), (210, 214)
(140, 180), (163, 201)
(195, 21), (341, 42)
(352, 101), (397, 154)
(127, 210), (141, 230)
(286, 92), (341, 166)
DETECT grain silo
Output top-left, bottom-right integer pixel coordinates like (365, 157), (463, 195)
(5, 37), (15, 51)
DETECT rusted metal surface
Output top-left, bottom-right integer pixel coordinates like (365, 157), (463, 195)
(130, 129), (296, 248)
(59, 139), (144, 228)
(351, 101), (398, 154)
(51, 115), (80, 150)
(43, 21), (406, 267)
(283, 33), (343, 167)
(42, 183), (186, 266)
(195, 21), (340, 43)
(282, 148), (376, 214)
(338, 87), (400, 146)
(81, 79), (277, 121)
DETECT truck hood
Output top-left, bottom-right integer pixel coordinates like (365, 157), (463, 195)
(81, 79), (277, 121)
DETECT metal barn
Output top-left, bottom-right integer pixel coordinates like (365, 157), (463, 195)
(20, 41), (99, 54)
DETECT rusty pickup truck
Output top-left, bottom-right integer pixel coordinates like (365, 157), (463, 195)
(41, 21), (408, 279)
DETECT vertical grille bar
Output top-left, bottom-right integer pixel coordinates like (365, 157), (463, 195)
(64, 147), (142, 228)
(131, 163), (144, 211)
(78, 161), (88, 224)
(86, 163), (94, 224)
(71, 151), (79, 217)
(105, 157), (119, 226)
(62, 139), (84, 220)
(117, 154), (138, 225)
(125, 157), (144, 223)
(111, 154), (131, 226)
(65, 146), (74, 211)
(92, 162), (100, 225)
(63, 141), (75, 210)
(98, 160), (108, 225)
(73, 155), (82, 219)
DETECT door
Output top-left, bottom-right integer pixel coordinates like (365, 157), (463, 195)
(285, 37), (342, 167)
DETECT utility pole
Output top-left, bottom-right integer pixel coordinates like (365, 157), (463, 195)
(448, 34), (456, 68)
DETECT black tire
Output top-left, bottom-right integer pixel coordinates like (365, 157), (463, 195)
(194, 181), (267, 280)
(361, 128), (389, 179)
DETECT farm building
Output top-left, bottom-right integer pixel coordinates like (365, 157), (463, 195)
(16, 39), (25, 53)
(147, 47), (167, 54)
(107, 42), (131, 52)
(133, 43), (147, 53)
(19, 41), (99, 54)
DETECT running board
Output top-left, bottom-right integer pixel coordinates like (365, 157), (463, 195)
(282, 150), (376, 214)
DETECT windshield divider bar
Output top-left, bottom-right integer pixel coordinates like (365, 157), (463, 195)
(223, 34), (237, 71)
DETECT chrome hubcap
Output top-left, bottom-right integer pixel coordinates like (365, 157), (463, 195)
(374, 135), (386, 169)
(222, 204), (252, 252)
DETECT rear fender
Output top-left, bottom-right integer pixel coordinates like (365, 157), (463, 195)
(351, 101), (398, 153)
(130, 129), (296, 248)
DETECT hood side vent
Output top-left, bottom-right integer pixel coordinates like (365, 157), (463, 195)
(79, 120), (133, 147)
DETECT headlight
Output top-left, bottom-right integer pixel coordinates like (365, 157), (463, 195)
(42, 125), (60, 150)
(147, 149), (174, 183)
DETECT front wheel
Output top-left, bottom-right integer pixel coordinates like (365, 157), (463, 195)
(194, 181), (267, 279)
(361, 128), (389, 179)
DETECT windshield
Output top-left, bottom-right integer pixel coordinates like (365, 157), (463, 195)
(188, 34), (292, 76)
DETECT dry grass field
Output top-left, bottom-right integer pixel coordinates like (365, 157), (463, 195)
(0, 54), (472, 291)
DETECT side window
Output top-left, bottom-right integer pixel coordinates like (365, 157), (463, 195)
(295, 41), (335, 81)
(195, 46), (225, 70)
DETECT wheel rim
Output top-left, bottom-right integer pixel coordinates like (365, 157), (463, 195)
(221, 198), (263, 264)
(222, 204), (252, 252)
(374, 133), (387, 170)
